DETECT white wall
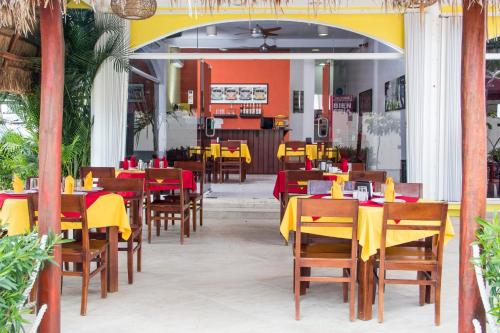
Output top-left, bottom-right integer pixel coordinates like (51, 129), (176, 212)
(165, 111), (197, 150)
(289, 59), (315, 141)
(333, 41), (405, 179)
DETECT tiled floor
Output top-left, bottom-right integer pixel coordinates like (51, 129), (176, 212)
(60, 175), (459, 332)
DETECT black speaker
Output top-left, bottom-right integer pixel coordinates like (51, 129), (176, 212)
(261, 117), (273, 129)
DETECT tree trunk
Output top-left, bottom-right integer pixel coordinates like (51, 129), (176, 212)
(38, 2), (64, 332)
(460, 2), (487, 332)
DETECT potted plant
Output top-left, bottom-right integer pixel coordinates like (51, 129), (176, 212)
(471, 215), (500, 333)
(0, 231), (58, 333)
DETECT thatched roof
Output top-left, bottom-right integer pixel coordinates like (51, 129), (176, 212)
(0, 28), (37, 94)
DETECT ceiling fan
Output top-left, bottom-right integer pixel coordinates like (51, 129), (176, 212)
(235, 24), (282, 38)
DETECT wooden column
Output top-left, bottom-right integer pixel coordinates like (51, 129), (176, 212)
(38, 1), (64, 333)
(460, 2), (487, 332)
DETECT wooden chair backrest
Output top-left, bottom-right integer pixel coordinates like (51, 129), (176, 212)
(28, 193), (90, 252)
(394, 183), (423, 198)
(174, 160), (205, 193)
(380, 202), (448, 267)
(296, 198), (359, 261)
(284, 141), (307, 157)
(333, 163), (365, 172)
(98, 178), (144, 199)
(284, 170), (323, 203)
(80, 167), (115, 179)
(219, 141), (242, 159)
(349, 170), (386, 183)
(144, 168), (185, 204)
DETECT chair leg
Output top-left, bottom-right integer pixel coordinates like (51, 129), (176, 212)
(100, 251), (107, 299)
(192, 201), (197, 232)
(155, 214), (161, 237)
(137, 235), (142, 273)
(164, 212), (168, 230)
(127, 238), (133, 284)
(200, 200), (203, 227)
(418, 271), (426, 306)
(147, 208), (152, 244)
(81, 261), (89, 316)
(343, 269), (349, 303)
(377, 268), (385, 323)
(435, 272), (442, 326)
(349, 266), (356, 321)
(294, 263), (301, 320)
(180, 212), (185, 245)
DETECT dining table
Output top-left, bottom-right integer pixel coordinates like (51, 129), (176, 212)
(0, 190), (131, 293)
(116, 169), (197, 192)
(189, 143), (252, 164)
(276, 143), (340, 161)
(279, 194), (455, 320)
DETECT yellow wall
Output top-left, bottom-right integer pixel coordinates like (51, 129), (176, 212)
(129, 12), (405, 51)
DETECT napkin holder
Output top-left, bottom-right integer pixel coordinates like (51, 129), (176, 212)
(354, 181), (373, 199)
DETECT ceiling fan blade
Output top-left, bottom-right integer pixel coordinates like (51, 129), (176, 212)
(234, 32), (250, 35)
(264, 32), (279, 36)
(262, 27), (282, 33)
(268, 45), (278, 49)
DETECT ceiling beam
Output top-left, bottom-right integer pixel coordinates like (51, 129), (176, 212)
(165, 38), (367, 49)
(130, 52), (403, 60)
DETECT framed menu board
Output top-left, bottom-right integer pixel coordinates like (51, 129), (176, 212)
(211, 84), (268, 104)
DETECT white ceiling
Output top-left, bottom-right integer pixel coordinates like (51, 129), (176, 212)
(160, 20), (370, 51)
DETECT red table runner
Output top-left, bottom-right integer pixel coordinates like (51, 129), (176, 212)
(117, 170), (197, 192)
(273, 170), (337, 199)
(0, 190), (110, 217)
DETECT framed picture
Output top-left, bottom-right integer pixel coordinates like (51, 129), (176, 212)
(128, 84), (144, 103)
(359, 89), (373, 113)
(385, 75), (406, 111)
(210, 84), (268, 104)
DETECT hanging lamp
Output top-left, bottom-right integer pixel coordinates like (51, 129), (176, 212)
(110, 0), (157, 20)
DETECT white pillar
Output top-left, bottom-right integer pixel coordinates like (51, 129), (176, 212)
(303, 60), (316, 140)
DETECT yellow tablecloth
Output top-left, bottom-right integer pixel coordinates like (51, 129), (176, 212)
(188, 144), (252, 164)
(277, 144), (318, 160)
(210, 143), (252, 164)
(0, 194), (131, 239)
(280, 196), (455, 262)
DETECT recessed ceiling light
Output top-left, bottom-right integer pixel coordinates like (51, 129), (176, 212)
(312, 48), (320, 52)
(318, 25), (328, 37)
(206, 25), (217, 37)
(318, 62), (326, 66)
(219, 48), (228, 51)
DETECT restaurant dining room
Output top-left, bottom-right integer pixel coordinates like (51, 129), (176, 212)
(0, 1), (497, 333)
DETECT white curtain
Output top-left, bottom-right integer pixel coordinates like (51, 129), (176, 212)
(405, 8), (462, 201)
(90, 16), (129, 168)
(437, 17), (462, 201)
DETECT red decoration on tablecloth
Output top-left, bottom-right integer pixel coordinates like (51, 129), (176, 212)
(122, 159), (129, 170)
(153, 159), (160, 168)
(161, 156), (168, 167)
(130, 156), (137, 168)
(340, 158), (349, 172)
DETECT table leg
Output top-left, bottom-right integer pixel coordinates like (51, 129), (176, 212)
(107, 226), (119, 293)
(358, 256), (374, 320)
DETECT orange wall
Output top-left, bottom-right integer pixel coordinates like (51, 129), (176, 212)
(206, 59), (290, 130)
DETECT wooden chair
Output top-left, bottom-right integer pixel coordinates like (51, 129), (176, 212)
(333, 162), (365, 172)
(80, 167), (115, 181)
(97, 178), (144, 284)
(349, 170), (386, 183)
(27, 193), (107, 316)
(283, 141), (307, 170)
(317, 142), (340, 163)
(218, 141), (243, 183)
(294, 198), (359, 321)
(145, 168), (190, 244)
(394, 182), (423, 198)
(282, 170), (323, 219)
(189, 145), (214, 183)
(174, 160), (205, 231)
(377, 202), (448, 325)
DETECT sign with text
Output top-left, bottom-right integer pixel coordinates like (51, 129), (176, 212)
(332, 95), (356, 114)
